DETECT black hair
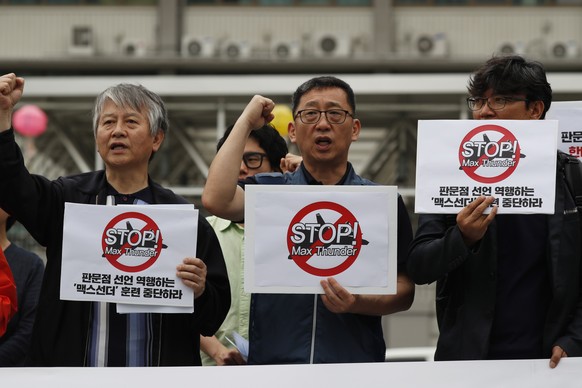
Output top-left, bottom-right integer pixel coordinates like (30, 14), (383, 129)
(467, 55), (552, 119)
(291, 76), (356, 116)
(217, 124), (288, 173)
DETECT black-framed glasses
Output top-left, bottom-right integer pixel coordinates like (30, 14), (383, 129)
(295, 109), (353, 124)
(466, 96), (529, 111)
(242, 152), (268, 169)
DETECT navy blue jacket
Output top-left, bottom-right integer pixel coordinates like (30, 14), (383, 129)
(247, 163), (413, 364)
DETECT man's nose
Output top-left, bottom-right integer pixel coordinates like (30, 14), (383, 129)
(315, 113), (332, 129)
(112, 122), (126, 135)
(477, 101), (496, 118)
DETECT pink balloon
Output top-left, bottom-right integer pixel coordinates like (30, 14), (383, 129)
(12, 105), (48, 137)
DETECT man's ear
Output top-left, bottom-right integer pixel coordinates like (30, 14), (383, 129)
(152, 130), (165, 152)
(351, 118), (361, 141)
(288, 121), (297, 144)
(530, 100), (545, 120)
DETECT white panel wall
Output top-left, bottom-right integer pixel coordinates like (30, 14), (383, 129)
(394, 7), (582, 59)
(183, 6), (374, 58)
(0, 6), (157, 58)
(2, 5), (581, 62)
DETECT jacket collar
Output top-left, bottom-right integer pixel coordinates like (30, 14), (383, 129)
(74, 170), (184, 205)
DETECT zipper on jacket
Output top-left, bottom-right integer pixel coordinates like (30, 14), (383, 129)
(83, 193), (103, 366)
(309, 295), (317, 364)
(83, 303), (93, 366)
(83, 194), (101, 365)
(156, 315), (162, 366)
(84, 194), (114, 366)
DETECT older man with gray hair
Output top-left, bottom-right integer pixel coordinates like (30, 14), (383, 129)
(0, 73), (230, 366)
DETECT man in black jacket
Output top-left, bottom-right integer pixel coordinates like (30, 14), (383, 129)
(0, 73), (230, 366)
(408, 55), (582, 368)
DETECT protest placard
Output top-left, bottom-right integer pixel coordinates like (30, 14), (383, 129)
(244, 185), (398, 294)
(415, 120), (558, 214)
(61, 203), (197, 308)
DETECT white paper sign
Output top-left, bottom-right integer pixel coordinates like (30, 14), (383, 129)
(114, 204), (198, 314)
(546, 100), (582, 159)
(244, 185), (398, 294)
(415, 120), (558, 214)
(61, 203), (197, 307)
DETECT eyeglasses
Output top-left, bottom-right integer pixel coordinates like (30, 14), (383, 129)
(466, 96), (529, 111)
(242, 152), (268, 169)
(295, 109), (353, 125)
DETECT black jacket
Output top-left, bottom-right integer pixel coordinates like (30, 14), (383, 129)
(407, 152), (582, 360)
(0, 129), (230, 366)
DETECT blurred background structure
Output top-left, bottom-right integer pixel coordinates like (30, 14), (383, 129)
(2, 0), (582, 353)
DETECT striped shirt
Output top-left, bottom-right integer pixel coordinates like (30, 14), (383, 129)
(87, 187), (154, 367)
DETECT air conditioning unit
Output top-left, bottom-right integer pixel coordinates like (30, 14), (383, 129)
(313, 33), (351, 58)
(550, 40), (579, 59)
(120, 39), (147, 57)
(181, 36), (215, 58)
(67, 26), (95, 56)
(497, 41), (526, 56)
(271, 40), (301, 61)
(415, 33), (448, 57)
(221, 40), (252, 60)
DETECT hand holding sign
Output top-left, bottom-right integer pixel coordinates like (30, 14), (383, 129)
(456, 196), (498, 247)
(320, 277), (357, 313)
(176, 257), (207, 299)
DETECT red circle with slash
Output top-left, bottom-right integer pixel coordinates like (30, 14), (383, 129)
(459, 124), (521, 184)
(286, 201), (363, 277)
(102, 212), (163, 273)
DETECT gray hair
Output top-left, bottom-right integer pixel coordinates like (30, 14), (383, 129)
(92, 83), (169, 137)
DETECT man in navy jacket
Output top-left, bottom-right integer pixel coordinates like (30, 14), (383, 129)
(203, 76), (414, 363)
